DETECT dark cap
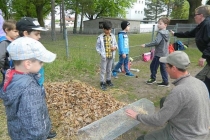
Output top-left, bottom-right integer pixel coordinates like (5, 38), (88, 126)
(121, 21), (130, 30)
(16, 17), (48, 31)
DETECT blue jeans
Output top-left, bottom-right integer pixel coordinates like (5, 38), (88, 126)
(113, 54), (129, 73)
(150, 56), (168, 83)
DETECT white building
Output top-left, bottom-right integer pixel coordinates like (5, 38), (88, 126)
(126, 0), (145, 20)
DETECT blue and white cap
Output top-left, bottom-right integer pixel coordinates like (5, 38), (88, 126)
(7, 37), (56, 63)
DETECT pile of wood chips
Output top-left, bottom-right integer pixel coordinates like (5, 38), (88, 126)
(44, 80), (126, 137)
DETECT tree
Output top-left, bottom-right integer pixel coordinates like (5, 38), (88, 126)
(144, 0), (166, 22)
(65, 0), (135, 20)
(11, 0), (37, 18)
(0, 0), (12, 19)
(187, 0), (202, 23)
(11, 0), (61, 26)
(51, 0), (56, 41)
(170, 0), (189, 19)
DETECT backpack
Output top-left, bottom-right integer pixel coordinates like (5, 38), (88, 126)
(0, 36), (12, 70)
(168, 44), (175, 54)
(173, 40), (187, 51)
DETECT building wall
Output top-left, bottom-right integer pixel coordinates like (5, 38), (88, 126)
(83, 18), (140, 34)
(126, 0), (145, 20)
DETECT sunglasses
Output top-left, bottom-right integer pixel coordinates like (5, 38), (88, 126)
(194, 13), (201, 16)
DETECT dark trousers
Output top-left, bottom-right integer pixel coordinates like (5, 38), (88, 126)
(195, 64), (210, 97)
(150, 56), (168, 83)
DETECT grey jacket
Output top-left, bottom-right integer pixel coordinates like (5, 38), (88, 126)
(145, 30), (170, 57)
(96, 33), (118, 58)
(0, 40), (10, 68)
(137, 74), (210, 140)
(0, 73), (51, 140)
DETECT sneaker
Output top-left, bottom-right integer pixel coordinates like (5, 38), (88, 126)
(146, 79), (156, 84)
(157, 82), (170, 87)
(47, 131), (57, 139)
(112, 71), (118, 78)
(100, 82), (107, 91)
(106, 80), (114, 87)
(125, 72), (134, 77)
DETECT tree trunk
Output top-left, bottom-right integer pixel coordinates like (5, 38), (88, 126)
(51, 0), (56, 41)
(73, 0), (79, 34)
(60, 4), (63, 33)
(79, 6), (84, 34)
(62, 0), (66, 39)
(36, 5), (45, 27)
(187, 0), (202, 23)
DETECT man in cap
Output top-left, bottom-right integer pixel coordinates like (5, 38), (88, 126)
(126, 51), (210, 140)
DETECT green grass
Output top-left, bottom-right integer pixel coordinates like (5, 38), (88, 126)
(0, 33), (202, 139)
(40, 33), (155, 82)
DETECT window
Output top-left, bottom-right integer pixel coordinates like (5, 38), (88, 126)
(142, 1), (143, 4)
(141, 11), (143, 14)
(135, 11), (137, 14)
(138, 11), (140, 14)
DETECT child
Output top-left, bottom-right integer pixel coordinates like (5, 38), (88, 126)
(141, 17), (170, 86)
(96, 20), (118, 90)
(112, 21), (134, 78)
(0, 37), (56, 139)
(16, 17), (48, 85)
(16, 17), (56, 138)
(0, 20), (19, 86)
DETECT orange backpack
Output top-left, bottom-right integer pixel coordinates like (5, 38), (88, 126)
(168, 44), (175, 54)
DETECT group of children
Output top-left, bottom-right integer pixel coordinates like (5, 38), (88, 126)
(0, 17), (57, 139)
(0, 16), (171, 139)
(97, 17), (171, 91)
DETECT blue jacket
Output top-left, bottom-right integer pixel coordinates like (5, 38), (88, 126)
(0, 73), (51, 140)
(118, 31), (129, 55)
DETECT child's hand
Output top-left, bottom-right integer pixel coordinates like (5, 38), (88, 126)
(170, 30), (174, 36)
(122, 54), (126, 58)
(141, 44), (145, 47)
(111, 46), (116, 51)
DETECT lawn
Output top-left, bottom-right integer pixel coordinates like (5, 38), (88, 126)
(0, 33), (202, 140)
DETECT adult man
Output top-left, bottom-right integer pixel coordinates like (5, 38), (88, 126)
(126, 51), (210, 140)
(171, 5), (210, 92)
